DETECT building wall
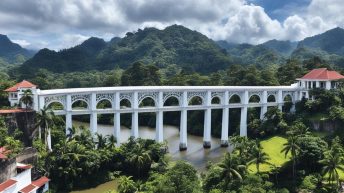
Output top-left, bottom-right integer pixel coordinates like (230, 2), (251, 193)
(0, 158), (16, 183)
(14, 168), (32, 192)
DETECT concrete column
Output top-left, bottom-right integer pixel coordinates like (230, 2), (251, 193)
(203, 91), (212, 148)
(66, 95), (72, 135)
(47, 128), (52, 151)
(277, 90), (283, 111)
(221, 91), (229, 147)
(180, 91), (188, 151)
(156, 92), (164, 142)
(260, 91), (268, 120)
(326, 81), (331, 90)
(131, 92), (139, 138)
(90, 93), (97, 135)
(114, 92), (121, 146)
(38, 95), (45, 110)
(240, 91), (248, 136)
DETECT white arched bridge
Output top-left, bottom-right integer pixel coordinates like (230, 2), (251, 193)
(34, 84), (301, 150)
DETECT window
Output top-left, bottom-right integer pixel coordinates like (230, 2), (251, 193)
(312, 81), (316, 88)
(308, 81), (311, 89)
(320, 82), (325, 88)
(331, 81), (336, 89)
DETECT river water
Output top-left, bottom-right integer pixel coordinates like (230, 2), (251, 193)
(71, 121), (232, 193)
(74, 121), (232, 170)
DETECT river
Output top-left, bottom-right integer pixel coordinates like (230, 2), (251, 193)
(71, 121), (232, 193)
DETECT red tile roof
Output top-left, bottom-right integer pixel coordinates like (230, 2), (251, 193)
(4, 80), (36, 92)
(32, 176), (50, 187)
(299, 68), (344, 80)
(0, 179), (17, 192)
(0, 147), (10, 159)
(17, 164), (33, 170)
(0, 109), (32, 114)
(19, 184), (37, 193)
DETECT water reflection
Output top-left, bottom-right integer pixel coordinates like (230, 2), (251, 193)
(74, 121), (232, 170)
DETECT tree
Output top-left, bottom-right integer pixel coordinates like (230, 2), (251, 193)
(229, 136), (254, 162)
(35, 106), (56, 150)
(20, 89), (33, 110)
(128, 143), (152, 178)
(319, 153), (344, 189)
(281, 134), (300, 181)
(218, 153), (246, 187)
(117, 176), (137, 193)
(249, 140), (270, 173)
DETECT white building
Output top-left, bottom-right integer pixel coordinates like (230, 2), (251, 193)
(296, 68), (344, 98)
(0, 163), (49, 193)
(4, 80), (38, 109)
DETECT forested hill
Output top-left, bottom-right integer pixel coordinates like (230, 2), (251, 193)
(17, 25), (232, 77)
(0, 34), (35, 64)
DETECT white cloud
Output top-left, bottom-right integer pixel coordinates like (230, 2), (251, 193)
(11, 39), (31, 48)
(1, 0), (344, 49)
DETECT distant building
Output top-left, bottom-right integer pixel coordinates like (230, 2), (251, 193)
(296, 68), (344, 98)
(0, 148), (49, 193)
(4, 80), (38, 109)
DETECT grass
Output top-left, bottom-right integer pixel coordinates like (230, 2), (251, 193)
(248, 136), (290, 173)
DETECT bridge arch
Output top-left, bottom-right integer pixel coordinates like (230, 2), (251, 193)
(96, 99), (113, 109)
(164, 96), (180, 106)
(120, 98), (131, 109)
(267, 95), (276, 103)
(139, 96), (156, 108)
(249, 94), (260, 103)
(211, 96), (221, 104)
(188, 96), (203, 106)
(229, 94), (241, 104)
(46, 101), (65, 110)
(72, 99), (89, 110)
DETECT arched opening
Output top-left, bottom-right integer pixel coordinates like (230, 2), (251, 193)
(139, 97), (156, 108)
(188, 96), (203, 106)
(211, 97), (221, 104)
(120, 99), (131, 109)
(283, 95), (293, 112)
(72, 100), (88, 110)
(229, 94), (241, 104)
(249, 95), (260, 103)
(96, 99), (112, 109)
(46, 101), (64, 111)
(164, 96), (179, 106)
(267, 95), (276, 103)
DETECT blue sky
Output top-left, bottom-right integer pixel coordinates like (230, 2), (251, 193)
(0, 0), (341, 50)
(249, 0), (311, 21)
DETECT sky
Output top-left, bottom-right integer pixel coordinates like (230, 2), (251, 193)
(0, 0), (342, 50)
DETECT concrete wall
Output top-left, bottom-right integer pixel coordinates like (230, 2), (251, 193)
(3, 111), (36, 146)
(0, 158), (16, 183)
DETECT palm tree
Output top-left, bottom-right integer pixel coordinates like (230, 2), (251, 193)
(249, 140), (270, 173)
(20, 89), (33, 137)
(20, 89), (33, 110)
(107, 135), (117, 149)
(129, 143), (151, 178)
(229, 135), (254, 161)
(281, 134), (300, 180)
(117, 176), (137, 193)
(319, 153), (344, 189)
(35, 106), (56, 151)
(95, 133), (107, 149)
(218, 153), (246, 187)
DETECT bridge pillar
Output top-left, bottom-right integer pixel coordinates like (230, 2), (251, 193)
(260, 91), (268, 120)
(179, 91), (188, 151)
(131, 92), (139, 138)
(66, 95), (72, 135)
(277, 90), (283, 111)
(221, 91), (229, 147)
(156, 92), (164, 142)
(90, 93), (97, 135)
(240, 91), (248, 136)
(114, 92), (121, 146)
(203, 91), (212, 148)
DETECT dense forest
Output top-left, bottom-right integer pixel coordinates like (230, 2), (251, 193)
(3, 25), (344, 193)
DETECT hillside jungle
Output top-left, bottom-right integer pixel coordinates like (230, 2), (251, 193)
(3, 26), (344, 193)
(2, 57), (344, 193)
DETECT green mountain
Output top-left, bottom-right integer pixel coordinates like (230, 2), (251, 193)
(18, 25), (232, 77)
(261, 39), (297, 56)
(297, 27), (344, 55)
(217, 42), (285, 66)
(0, 34), (35, 65)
